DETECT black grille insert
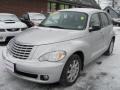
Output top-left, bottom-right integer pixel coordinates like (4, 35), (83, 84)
(15, 68), (38, 79)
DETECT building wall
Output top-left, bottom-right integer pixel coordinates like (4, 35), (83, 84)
(0, 0), (48, 16)
(0, 0), (100, 16)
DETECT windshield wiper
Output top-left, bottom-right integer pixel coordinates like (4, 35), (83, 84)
(47, 26), (65, 29)
(39, 24), (65, 29)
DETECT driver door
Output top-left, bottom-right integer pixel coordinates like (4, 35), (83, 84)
(87, 13), (105, 61)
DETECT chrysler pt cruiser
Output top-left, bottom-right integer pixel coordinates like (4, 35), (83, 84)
(3, 8), (115, 86)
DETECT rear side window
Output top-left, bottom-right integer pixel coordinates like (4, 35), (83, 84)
(100, 13), (109, 28)
(89, 13), (100, 27)
(107, 14), (113, 25)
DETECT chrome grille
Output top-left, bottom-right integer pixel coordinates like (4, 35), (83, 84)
(8, 40), (33, 59)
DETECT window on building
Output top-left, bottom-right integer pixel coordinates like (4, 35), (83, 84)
(48, 2), (57, 12)
(65, 5), (69, 9)
(51, 3), (56, 12)
(48, 2), (51, 12)
(72, 6), (76, 8)
(60, 4), (65, 9)
(48, 2), (71, 12)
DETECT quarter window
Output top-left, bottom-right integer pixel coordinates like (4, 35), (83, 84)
(100, 13), (109, 28)
(107, 14), (112, 25)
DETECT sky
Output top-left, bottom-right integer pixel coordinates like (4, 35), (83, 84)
(95, 0), (120, 9)
(95, 0), (111, 9)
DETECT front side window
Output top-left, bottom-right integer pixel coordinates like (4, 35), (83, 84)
(40, 11), (88, 30)
(90, 13), (100, 27)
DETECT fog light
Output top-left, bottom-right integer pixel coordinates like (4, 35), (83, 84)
(40, 75), (49, 81)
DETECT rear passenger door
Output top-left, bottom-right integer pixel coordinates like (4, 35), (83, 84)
(99, 12), (113, 48)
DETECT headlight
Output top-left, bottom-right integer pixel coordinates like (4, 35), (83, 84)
(39, 51), (66, 62)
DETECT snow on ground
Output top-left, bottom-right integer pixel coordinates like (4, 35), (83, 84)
(0, 27), (120, 90)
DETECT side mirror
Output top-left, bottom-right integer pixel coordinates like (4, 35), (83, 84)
(89, 25), (101, 32)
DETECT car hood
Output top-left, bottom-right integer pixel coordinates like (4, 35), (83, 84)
(0, 21), (27, 29)
(15, 26), (86, 45)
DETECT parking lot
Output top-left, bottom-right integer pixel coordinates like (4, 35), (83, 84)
(0, 26), (119, 90)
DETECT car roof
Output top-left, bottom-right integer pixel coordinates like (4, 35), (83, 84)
(0, 13), (15, 15)
(59, 8), (105, 15)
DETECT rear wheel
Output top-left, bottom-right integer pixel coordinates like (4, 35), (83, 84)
(60, 54), (82, 86)
(104, 39), (114, 56)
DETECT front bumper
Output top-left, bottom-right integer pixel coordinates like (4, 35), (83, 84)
(2, 49), (65, 83)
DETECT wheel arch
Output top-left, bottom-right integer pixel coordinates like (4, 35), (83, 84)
(112, 36), (115, 42)
(73, 51), (85, 70)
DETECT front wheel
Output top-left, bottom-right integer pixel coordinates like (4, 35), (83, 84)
(104, 39), (114, 56)
(60, 54), (82, 86)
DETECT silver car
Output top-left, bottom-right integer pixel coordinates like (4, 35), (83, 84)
(0, 13), (27, 43)
(3, 8), (115, 86)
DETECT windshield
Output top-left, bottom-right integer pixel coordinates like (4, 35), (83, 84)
(40, 11), (88, 30)
(0, 14), (19, 21)
(29, 13), (46, 20)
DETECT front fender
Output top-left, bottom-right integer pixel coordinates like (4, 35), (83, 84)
(33, 39), (91, 65)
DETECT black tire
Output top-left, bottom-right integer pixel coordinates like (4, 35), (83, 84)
(104, 39), (114, 56)
(60, 54), (82, 86)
